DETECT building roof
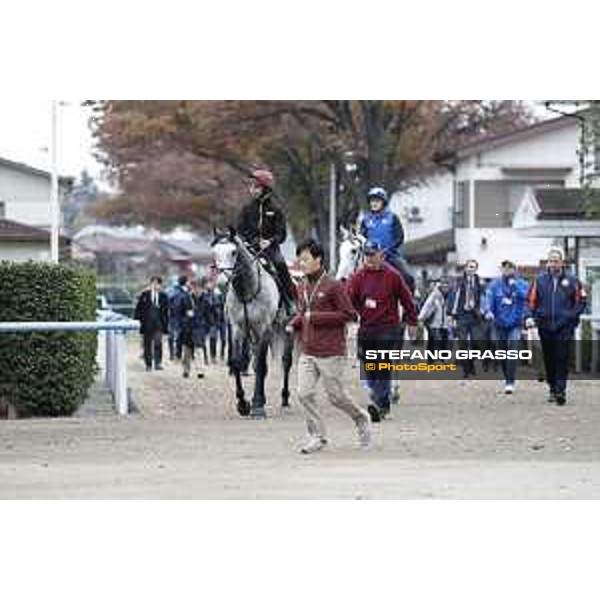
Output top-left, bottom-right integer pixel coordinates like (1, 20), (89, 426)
(74, 232), (151, 254)
(454, 115), (575, 159)
(403, 229), (455, 264)
(0, 156), (73, 185)
(433, 115), (578, 169)
(0, 218), (70, 242)
(534, 188), (600, 220)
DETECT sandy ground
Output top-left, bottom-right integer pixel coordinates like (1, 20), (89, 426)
(1, 339), (600, 499)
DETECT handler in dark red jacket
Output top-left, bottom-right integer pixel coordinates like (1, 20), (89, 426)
(347, 240), (418, 421)
(287, 238), (372, 454)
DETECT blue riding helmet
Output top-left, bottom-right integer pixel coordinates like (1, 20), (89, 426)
(367, 187), (388, 204)
(364, 240), (385, 255)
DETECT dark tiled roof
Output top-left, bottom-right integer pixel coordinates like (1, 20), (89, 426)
(0, 219), (70, 242)
(534, 189), (600, 220)
(404, 229), (455, 263)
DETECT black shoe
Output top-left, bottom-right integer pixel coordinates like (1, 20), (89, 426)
(555, 392), (566, 406)
(155, 365), (163, 371)
(367, 404), (381, 423)
(183, 372), (190, 378)
(145, 365), (152, 372)
(197, 372), (205, 379)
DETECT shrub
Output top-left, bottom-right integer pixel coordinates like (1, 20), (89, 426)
(0, 261), (97, 417)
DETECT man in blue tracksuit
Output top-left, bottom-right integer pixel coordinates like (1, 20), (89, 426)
(484, 260), (529, 394)
(360, 186), (415, 291)
(527, 248), (587, 406)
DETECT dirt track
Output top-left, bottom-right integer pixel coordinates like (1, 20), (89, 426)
(1, 340), (600, 499)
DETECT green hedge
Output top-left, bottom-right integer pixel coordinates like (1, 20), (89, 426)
(0, 261), (97, 417)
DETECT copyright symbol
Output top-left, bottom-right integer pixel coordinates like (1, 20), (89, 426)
(366, 363), (376, 371)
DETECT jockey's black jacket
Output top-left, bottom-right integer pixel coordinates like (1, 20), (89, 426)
(237, 191), (287, 249)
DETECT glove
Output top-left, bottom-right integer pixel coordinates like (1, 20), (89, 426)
(485, 311), (495, 321)
(525, 317), (536, 329)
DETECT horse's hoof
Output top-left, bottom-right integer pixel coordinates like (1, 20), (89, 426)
(249, 406), (267, 419)
(237, 400), (251, 417)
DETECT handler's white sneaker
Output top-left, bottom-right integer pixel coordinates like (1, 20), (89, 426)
(504, 383), (515, 395)
(300, 436), (327, 454)
(356, 416), (372, 449)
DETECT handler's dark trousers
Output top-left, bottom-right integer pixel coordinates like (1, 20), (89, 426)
(360, 325), (404, 412)
(539, 327), (573, 395)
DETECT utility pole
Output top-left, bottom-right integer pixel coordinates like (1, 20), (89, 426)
(50, 100), (60, 263)
(329, 162), (337, 272)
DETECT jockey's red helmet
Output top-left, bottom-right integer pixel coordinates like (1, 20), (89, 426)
(250, 169), (275, 189)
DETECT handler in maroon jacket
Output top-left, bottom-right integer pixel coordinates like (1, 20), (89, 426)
(287, 239), (372, 454)
(347, 240), (418, 421)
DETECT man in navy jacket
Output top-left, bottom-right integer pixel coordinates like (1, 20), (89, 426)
(527, 248), (587, 405)
(134, 276), (169, 371)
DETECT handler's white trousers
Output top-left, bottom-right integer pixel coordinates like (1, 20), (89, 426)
(297, 353), (368, 440)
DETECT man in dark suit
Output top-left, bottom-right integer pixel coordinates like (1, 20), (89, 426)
(134, 275), (169, 371)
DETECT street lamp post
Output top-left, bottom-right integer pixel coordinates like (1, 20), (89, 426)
(50, 100), (60, 263)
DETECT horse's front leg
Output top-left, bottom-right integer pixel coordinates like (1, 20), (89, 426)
(250, 338), (269, 419)
(281, 332), (293, 408)
(230, 335), (250, 417)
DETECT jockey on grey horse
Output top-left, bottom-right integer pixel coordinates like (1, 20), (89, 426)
(237, 169), (297, 316)
(212, 226), (294, 419)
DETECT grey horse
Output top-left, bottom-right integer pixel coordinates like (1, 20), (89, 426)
(211, 227), (293, 418)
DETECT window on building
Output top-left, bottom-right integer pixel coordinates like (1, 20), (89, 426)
(453, 181), (470, 228)
(474, 180), (564, 227)
(0, 201), (5, 218)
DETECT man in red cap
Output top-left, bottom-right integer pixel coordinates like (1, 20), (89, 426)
(237, 169), (296, 315)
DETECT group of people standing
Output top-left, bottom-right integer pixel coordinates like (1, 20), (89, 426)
(134, 274), (228, 378)
(417, 249), (587, 405)
(134, 168), (588, 455)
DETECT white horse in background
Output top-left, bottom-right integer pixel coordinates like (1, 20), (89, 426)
(336, 225), (366, 282)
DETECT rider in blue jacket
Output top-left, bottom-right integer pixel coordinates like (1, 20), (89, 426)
(484, 259), (530, 394)
(360, 187), (414, 291)
(527, 247), (587, 406)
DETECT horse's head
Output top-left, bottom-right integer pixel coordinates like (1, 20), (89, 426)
(211, 227), (239, 286)
(336, 226), (365, 281)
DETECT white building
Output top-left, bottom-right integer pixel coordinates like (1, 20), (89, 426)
(0, 156), (72, 261)
(391, 115), (587, 280)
